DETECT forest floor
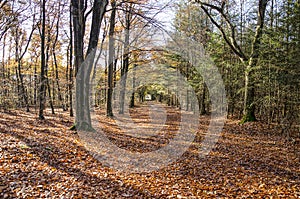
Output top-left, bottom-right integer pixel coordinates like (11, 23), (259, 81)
(0, 104), (299, 198)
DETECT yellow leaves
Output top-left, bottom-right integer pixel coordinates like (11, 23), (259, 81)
(73, 139), (80, 144)
(114, 24), (124, 33)
(27, 153), (33, 158)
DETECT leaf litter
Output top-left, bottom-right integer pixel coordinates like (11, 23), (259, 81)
(0, 106), (299, 198)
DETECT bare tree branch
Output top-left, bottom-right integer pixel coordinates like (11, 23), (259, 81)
(194, 0), (248, 62)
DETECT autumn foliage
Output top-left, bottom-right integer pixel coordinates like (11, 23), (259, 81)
(0, 107), (299, 198)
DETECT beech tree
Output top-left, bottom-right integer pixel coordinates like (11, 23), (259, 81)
(0, 0), (298, 130)
(71, 0), (108, 129)
(118, 2), (133, 114)
(106, 0), (117, 117)
(194, 0), (270, 123)
(39, 0), (47, 119)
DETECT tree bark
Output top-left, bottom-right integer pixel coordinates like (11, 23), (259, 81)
(196, 0), (269, 123)
(129, 64), (136, 108)
(69, 4), (74, 117)
(52, 5), (66, 111)
(119, 4), (132, 114)
(39, 0), (46, 120)
(15, 29), (29, 112)
(241, 0), (268, 123)
(107, 0), (117, 117)
(45, 25), (55, 115)
(72, 0), (108, 130)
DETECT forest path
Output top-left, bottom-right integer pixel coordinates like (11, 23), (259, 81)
(0, 107), (299, 198)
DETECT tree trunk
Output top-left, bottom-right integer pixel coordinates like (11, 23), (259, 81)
(39, 0), (46, 120)
(14, 21), (35, 112)
(107, 0), (116, 117)
(72, 0), (108, 130)
(200, 83), (207, 115)
(119, 4), (132, 114)
(46, 78), (55, 114)
(17, 60), (29, 112)
(129, 64), (136, 108)
(72, 0), (85, 127)
(34, 57), (37, 106)
(197, 0), (269, 123)
(242, 64), (256, 122)
(241, 0), (268, 123)
(15, 29), (29, 111)
(45, 17), (55, 115)
(53, 6), (66, 111)
(69, 5), (74, 117)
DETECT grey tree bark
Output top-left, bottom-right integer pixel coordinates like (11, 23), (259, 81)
(107, 0), (117, 117)
(119, 3), (132, 114)
(72, 0), (108, 130)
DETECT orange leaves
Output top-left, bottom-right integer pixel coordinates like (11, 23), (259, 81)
(0, 108), (299, 198)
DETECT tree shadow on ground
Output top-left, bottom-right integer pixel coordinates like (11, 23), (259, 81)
(0, 107), (299, 198)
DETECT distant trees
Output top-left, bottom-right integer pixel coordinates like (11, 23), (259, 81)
(0, 0), (37, 112)
(191, 0), (269, 123)
(0, 0), (298, 130)
(1, 0), (161, 117)
(0, 0), (27, 41)
(170, 0), (299, 125)
(0, 0), (72, 115)
(172, 2), (211, 114)
(105, 0), (161, 116)
(259, 0), (300, 125)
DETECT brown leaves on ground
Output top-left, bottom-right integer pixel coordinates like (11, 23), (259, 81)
(0, 106), (299, 198)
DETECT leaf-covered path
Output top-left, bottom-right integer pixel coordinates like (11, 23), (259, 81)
(0, 107), (299, 198)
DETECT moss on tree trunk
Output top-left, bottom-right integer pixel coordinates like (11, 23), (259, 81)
(240, 112), (257, 124)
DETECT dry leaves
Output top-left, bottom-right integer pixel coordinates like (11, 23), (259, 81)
(0, 106), (299, 198)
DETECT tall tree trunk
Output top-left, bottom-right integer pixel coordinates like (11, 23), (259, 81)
(14, 29), (28, 110)
(53, 52), (64, 111)
(107, 0), (116, 117)
(119, 4), (132, 114)
(129, 64), (136, 108)
(197, 0), (269, 123)
(39, 0), (46, 120)
(34, 57), (37, 106)
(200, 83), (207, 115)
(72, 0), (108, 129)
(45, 16), (55, 115)
(241, 0), (268, 123)
(69, 5), (74, 117)
(53, 6), (66, 111)
(17, 60), (29, 112)
(15, 21), (35, 112)
(72, 0), (86, 128)
(47, 78), (55, 114)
